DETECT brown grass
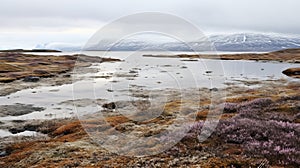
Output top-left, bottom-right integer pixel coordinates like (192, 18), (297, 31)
(105, 115), (131, 127)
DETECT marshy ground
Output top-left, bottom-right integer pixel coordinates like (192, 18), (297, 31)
(0, 50), (299, 167)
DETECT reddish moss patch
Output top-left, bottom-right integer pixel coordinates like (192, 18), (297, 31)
(105, 115), (131, 127)
(51, 120), (86, 142)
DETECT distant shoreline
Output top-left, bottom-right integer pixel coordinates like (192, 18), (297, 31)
(0, 49), (62, 53)
(143, 48), (300, 63)
(0, 52), (120, 84)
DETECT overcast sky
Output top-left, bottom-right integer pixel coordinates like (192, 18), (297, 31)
(1, 0), (300, 49)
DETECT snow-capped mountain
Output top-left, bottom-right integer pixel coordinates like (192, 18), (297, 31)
(85, 40), (195, 51)
(86, 33), (300, 52)
(210, 33), (300, 51)
(37, 33), (300, 52)
(35, 42), (82, 51)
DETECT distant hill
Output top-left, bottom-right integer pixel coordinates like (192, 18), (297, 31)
(210, 33), (300, 52)
(36, 33), (300, 52)
(35, 43), (82, 52)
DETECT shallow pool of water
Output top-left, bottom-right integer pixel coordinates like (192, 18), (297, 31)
(0, 130), (44, 138)
(0, 51), (299, 121)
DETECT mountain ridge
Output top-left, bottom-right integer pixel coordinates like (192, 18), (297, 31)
(36, 33), (300, 52)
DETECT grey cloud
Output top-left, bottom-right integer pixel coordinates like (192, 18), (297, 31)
(1, 0), (300, 49)
(0, 0), (299, 34)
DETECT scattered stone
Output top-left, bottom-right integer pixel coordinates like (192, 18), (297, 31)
(107, 89), (113, 92)
(181, 59), (198, 62)
(8, 128), (25, 134)
(102, 102), (116, 109)
(63, 74), (71, 78)
(210, 88), (218, 92)
(0, 151), (7, 157)
(129, 70), (138, 73)
(49, 89), (59, 92)
(23, 76), (40, 82)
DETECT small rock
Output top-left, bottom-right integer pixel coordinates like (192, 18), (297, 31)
(63, 74), (71, 78)
(9, 127), (25, 134)
(200, 156), (208, 160)
(23, 76), (40, 82)
(107, 89), (113, 92)
(209, 88), (218, 92)
(129, 70), (138, 73)
(102, 102), (116, 109)
(0, 151), (7, 157)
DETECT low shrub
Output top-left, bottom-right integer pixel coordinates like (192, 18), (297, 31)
(216, 98), (300, 166)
